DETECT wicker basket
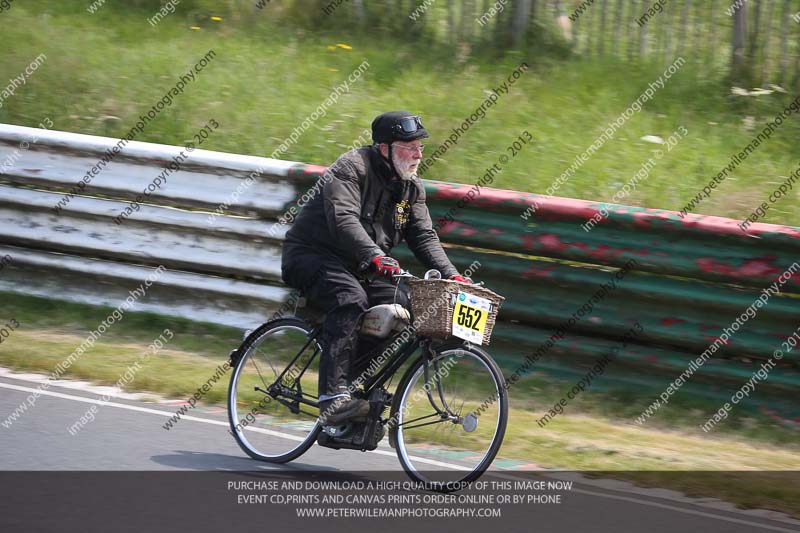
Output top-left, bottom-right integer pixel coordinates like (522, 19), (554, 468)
(406, 279), (505, 345)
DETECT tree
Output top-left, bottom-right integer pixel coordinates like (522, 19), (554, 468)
(731, 0), (749, 83)
(512, 0), (533, 48)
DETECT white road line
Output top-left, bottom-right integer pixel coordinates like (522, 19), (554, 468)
(558, 488), (800, 533)
(0, 381), (230, 426)
(0, 380), (465, 470)
(1, 380), (797, 531)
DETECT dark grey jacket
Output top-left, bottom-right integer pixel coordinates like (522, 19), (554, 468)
(282, 145), (458, 282)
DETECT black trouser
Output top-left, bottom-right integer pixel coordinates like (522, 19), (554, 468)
(281, 248), (410, 400)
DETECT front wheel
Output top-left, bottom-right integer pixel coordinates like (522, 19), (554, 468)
(227, 316), (322, 463)
(389, 342), (508, 489)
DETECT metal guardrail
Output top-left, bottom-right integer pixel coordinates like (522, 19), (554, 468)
(0, 124), (293, 328)
(288, 163), (800, 413)
(1, 123), (798, 414)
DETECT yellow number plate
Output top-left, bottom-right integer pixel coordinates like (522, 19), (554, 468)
(452, 291), (491, 345)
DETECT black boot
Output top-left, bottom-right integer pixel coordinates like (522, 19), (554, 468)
(319, 397), (370, 425)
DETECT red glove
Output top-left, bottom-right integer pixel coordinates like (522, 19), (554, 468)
(449, 274), (472, 284)
(371, 255), (401, 278)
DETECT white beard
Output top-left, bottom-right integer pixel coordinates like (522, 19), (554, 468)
(392, 149), (418, 180)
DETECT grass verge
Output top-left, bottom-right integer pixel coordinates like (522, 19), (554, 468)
(1, 3), (799, 226)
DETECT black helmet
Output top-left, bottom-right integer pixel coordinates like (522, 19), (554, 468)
(371, 111), (429, 144)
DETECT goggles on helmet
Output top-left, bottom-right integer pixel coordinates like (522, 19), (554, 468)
(393, 116), (424, 136)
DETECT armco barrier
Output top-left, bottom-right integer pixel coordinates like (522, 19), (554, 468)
(1, 123), (798, 416)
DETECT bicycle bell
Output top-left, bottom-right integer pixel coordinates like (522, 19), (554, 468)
(423, 269), (442, 280)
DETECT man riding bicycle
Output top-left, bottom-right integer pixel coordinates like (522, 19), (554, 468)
(281, 111), (472, 425)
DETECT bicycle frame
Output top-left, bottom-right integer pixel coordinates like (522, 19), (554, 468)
(263, 322), (442, 421)
(259, 271), (470, 425)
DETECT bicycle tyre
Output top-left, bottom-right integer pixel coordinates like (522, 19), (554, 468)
(227, 316), (322, 463)
(389, 341), (508, 490)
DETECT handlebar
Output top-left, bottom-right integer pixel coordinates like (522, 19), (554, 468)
(392, 269), (484, 286)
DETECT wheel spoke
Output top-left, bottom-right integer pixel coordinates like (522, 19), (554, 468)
(263, 355), (280, 383)
(250, 348), (274, 391)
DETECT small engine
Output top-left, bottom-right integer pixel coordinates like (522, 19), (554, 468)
(316, 388), (392, 451)
(359, 304), (411, 339)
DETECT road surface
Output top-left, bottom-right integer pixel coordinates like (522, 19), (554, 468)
(1, 369), (798, 533)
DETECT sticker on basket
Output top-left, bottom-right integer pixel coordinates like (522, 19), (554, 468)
(452, 291), (491, 345)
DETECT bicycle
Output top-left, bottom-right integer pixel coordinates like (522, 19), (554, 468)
(227, 270), (508, 491)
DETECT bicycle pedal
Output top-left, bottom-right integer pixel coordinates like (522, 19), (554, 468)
(318, 418), (383, 452)
(317, 422), (356, 450)
(322, 424), (347, 437)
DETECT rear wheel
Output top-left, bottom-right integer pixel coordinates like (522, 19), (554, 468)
(390, 342), (508, 490)
(227, 316), (322, 463)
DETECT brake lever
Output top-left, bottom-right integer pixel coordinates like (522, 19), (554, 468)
(392, 270), (416, 280)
